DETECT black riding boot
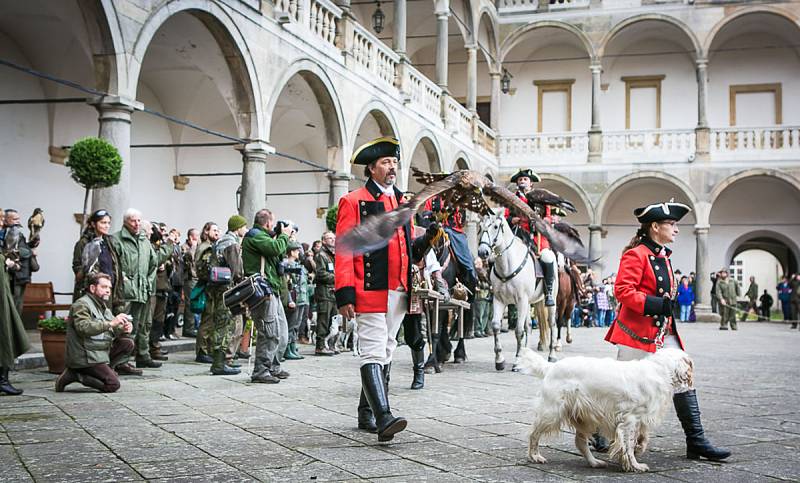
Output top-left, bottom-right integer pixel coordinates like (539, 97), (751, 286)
(541, 261), (556, 307)
(674, 390), (731, 461)
(357, 389), (377, 432)
(361, 363), (406, 442)
(0, 367), (23, 396)
(410, 350), (425, 390)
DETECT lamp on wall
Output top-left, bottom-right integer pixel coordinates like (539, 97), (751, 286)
(501, 69), (513, 94)
(372, 1), (385, 34)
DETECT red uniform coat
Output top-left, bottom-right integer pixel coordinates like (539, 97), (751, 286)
(335, 179), (415, 313)
(604, 238), (685, 353)
(423, 196), (464, 232)
(504, 192), (551, 251)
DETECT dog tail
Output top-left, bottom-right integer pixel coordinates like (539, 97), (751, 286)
(516, 348), (552, 379)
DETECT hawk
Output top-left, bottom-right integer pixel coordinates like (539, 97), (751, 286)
(338, 168), (588, 261)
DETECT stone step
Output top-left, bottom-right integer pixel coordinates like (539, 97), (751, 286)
(14, 337), (197, 371)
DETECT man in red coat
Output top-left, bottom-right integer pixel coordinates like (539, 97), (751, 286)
(335, 137), (439, 442)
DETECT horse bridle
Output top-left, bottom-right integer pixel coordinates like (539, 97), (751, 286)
(479, 216), (530, 283)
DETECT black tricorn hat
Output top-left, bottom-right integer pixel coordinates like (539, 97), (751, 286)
(351, 137), (400, 165)
(634, 201), (691, 224)
(510, 168), (541, 183)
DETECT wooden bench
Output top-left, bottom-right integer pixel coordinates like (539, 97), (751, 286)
(22, 282), (72, 317)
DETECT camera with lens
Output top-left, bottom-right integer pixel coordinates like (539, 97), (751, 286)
(275, 220), (299, 236)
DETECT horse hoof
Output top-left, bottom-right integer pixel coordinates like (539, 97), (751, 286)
(511, 365), (520, 372)
(495, 361), (505, 371)
(454, 357), (465, 364)
(434, 366), (443, 374)
(536, 343), (544, 352)
(566, 335), (573, 344)
(547, 356), (557, 363)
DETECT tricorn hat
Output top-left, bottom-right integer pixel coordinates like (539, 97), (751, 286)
(634, 200), (691, 224)
(510, 168), (541, 183)
(351, 137), (400, 165)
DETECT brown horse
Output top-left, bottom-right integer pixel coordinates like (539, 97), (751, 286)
(554, 261), (585, 350)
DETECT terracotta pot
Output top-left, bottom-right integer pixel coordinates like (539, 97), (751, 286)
(40, 329), (66, 374)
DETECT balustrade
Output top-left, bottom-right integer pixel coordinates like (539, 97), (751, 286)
(405, 66), (443, 120)
(710, 126), (800, 159)
(307, 0), (341, 47)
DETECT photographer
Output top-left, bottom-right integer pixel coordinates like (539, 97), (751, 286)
(242, 209), (293, 384)
(56, 273), (135, 393)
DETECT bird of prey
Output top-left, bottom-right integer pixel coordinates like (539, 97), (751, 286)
(338, 168), (588, 262)
(526, 189), (577, 214)
(553, 221), (584, 248)
(27, 208), (45, 245)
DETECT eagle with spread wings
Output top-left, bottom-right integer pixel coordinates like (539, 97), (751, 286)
(337, 167), (588, 261)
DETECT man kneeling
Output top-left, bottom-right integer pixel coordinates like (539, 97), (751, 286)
(56, 273), (134, 393)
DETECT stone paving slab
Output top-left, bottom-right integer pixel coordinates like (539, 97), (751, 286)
(1, 323), (799, 481)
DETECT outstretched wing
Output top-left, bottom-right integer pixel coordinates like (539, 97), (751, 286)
(483, 183), (589, 263)
(337, 176), (458, 253)
(526, 188), (577, 213)
(411, 166), (450, 185)
(553, 221), (584, 248)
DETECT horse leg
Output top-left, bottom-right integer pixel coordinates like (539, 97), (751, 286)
(555, 321), (563, 352)
(565, 308), (573, 344)
(536, 301), (547, 352)
(547, 305), (558, 362)
(454, 306), (470, 363)
(512, 297), (529, 372)
(437, 312), (452, 363)
(492, 298), (505, 371)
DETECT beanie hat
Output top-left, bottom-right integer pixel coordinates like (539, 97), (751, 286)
(228, 215), (247, 232)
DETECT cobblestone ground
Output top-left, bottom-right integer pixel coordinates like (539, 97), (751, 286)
(1, 323), (799, 482)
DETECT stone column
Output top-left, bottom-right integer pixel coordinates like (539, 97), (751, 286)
(693, 225), (720, 322)
(238, 141), (275, 225)
(694, 58), (710, 162)
(89, 95), (142, 229)
(588, 63), (603, 163)
(465, 211), (479, 257)
(490, 71), (501, 129)
(435, 11), (449, 90)
(328, 171), (352, 207)
(588, 224), (603, 273)
(466, 44), (478, 113)
(393, 0), (407, 57)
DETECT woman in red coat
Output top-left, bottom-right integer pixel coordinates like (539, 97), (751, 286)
(603, 201), (730, 461)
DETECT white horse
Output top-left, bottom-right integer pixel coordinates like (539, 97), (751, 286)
(478, 214), (559, 370)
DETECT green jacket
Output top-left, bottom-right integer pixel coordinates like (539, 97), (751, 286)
(111, 228), (157, 304)
(148, 240), (174, 294)
(242, 226), (290, 290)
(715, 277), (740, 305)
(66, 293), (124, 368)
(314, 246), (335, 301)
(745, 282), (759, 302)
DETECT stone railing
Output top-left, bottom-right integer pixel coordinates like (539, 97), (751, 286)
(548, 0), (591, 10)
(496, 0), (538, 14)
(346, 23), (399, 88)
(307, 0), (342, 48)
(275, 0), (301, 22)
(404, 65), (443, 120)
(444, 97), (473, 140)
(710, 126), (800, 160)
(475, 119), (497, 155)
(498, 132), (589, 164)
(603, 129), (696, 162)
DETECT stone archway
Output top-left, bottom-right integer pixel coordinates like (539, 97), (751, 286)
(406, 132), (443, 193)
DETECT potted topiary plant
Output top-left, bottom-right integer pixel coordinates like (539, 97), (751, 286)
(325, 205), (339, 232)
(65, 136), (122, 233)
(38, 315), (68, 374)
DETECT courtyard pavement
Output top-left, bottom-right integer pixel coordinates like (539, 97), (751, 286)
(1, 322), (799, 482)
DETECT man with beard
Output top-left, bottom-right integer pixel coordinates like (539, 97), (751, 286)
(335, 137), (441, 442)
(56, 273), (134, 393)
(314, 231), (337, 356)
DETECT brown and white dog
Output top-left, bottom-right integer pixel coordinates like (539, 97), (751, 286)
(516, 347), (693, 472)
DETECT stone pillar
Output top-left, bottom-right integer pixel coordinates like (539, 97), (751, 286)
(328, 171), (352, 207)
(89, 95), (143, 229)
(465, 211), (479, 257)
(435, 11), (449, 90)
(466, 44), (478, 113)
(588, 224), (603, 273)
(588, 63), (603, 163)
(490, 71), (501, 129)
(694, 58), (710, 162)
(238, 141), (275, 225)
(393, 0), (407, 57)
(694, 225), (720, 322)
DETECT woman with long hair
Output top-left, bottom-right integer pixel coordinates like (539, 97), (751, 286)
(72, 210), (121, 302)
(0, 213), (30, 395)
(603, 201), (730, 461)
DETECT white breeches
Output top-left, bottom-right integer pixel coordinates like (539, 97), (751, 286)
(356, 290), (408, 367)
(617, 335), (691, 393)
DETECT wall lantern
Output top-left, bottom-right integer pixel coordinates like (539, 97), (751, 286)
(501, 69), (513, 94)
(372, 1), (385, 34)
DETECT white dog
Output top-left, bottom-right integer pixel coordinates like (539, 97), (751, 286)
(516, 347), (693, 473)
(335, 316), (359, 356)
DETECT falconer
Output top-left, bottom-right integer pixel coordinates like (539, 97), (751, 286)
(335, 137), (441, 442)
(602, 200), (731, 462)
